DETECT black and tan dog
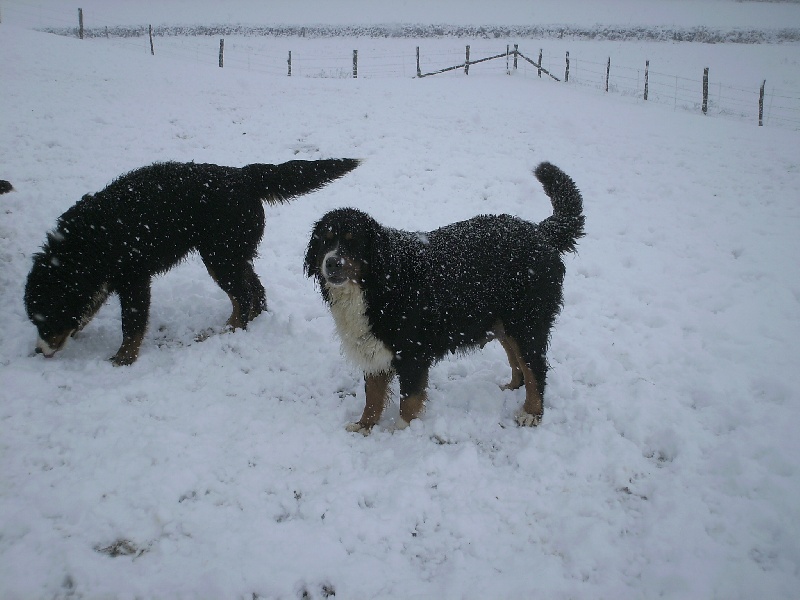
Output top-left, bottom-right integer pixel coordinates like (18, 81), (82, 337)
(305, 162), (584, 433)
(25, 159), (359, 365)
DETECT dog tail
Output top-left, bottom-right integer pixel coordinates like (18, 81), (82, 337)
(534, 162), (585, 254)
(242, 158), (360, 204)
(0, 180), (13, 195)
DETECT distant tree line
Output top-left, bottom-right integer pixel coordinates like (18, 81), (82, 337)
(41, 23), (800, 44)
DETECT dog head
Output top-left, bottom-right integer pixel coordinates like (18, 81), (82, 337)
(24, 241), (103, 358)
(304, 208), (381, 294)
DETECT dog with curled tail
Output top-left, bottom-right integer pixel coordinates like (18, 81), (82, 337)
(305, 162), (584, 434)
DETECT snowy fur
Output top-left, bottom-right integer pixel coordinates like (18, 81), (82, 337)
(306, 163), (584, 431)
(23, 159), (359, 364)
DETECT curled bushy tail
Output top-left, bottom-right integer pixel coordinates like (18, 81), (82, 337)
(242, 158), (360, 204)
(534, 162), (585, 254)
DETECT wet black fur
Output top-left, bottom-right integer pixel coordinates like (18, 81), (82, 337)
(305, 161), (584, 418)
(0, 180), (13, 194)
(25, 158), (359, 364)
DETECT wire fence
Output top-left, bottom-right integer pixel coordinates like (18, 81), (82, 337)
(553, 51), (799, 129)
(76, 34), (800, 129)
(3, 0), (799, 129)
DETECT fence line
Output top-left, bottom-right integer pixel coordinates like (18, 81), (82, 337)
(9, 3), (799, 129)
(134, 35), (800, 128)
(547, 51), (800, 127)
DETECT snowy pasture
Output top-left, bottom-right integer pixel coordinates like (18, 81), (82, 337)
(1, 3), (800, 599)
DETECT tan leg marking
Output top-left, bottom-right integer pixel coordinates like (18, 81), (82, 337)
(497, 336), (525, 390)
(399, 390), (427, 427)
(398, 369), (429, 427)
(207, 267), (245, 330)
(111, 332), (145, 366)
(346, 371), (393, 434)
(493, 321), (524, 390)
(495, 328), (544, 427)
(225, 294), (244, 330)
(516, 357), (544, 427)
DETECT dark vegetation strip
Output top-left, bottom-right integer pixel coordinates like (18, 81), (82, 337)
(40, 24), (800, 44)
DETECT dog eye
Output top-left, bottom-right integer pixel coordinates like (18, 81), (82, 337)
(325, 231), (334, 240)
(344, 232), (353, 241)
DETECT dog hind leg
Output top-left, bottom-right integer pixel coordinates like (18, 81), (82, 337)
(493, 321), (525, 391)
(204, 257), (259, 330)
(244, 262), (266, 322)
(502, 328), (547, 427)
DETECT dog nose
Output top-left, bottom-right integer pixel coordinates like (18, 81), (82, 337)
(35, 347), (42, 354)
(325, 256), (344, 272)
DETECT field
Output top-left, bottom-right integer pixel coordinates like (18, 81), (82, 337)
(1, 2), (800, 598)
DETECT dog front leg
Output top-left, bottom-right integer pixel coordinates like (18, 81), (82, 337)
(396, 363), (430, 429)
(112, 280), (151, 366)
(75, 285), (110, 335)
(346, 371), (393, 435)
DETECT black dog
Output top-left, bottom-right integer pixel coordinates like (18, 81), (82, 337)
(305, 162), (584, 433)
(25, 159), (359, 365)
(0, 180), (13, 194)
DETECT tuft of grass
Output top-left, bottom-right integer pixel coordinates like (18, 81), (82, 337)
(95, 539), (147, 558)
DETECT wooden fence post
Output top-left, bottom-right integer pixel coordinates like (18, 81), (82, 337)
(702, 67), (709, 114)
(149, 25), (154, 55)
(514, 44), (518, 70)
(565, 51), (570, 82)
(78, 8), (84, 39)
(353, 49), (358, 78)
(219, 39), (224, 68)
(538, 49), (542, 78)
(759, 79), (766, 126)
(416, 47), (421, 78)
(644, 60), (649, 100)
(288, 51), (292, 76)
(605, 57), (610, 92)
(506, 45), (510, 75)
(465, 45), (470, 75)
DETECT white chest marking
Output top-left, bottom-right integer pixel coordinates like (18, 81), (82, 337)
(326, 283), (394, 375)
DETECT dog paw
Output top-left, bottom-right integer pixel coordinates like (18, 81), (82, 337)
(500, 381), (524, 391)
(109, 354), (135, 367)
(515, 411), (542, 427)
(393, 418), (410, 432)
(345, 422), (373, 436)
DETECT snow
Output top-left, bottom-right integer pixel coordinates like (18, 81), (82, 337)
(2, 2), (800, 598)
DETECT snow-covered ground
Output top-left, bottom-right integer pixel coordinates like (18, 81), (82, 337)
(1, 2), (800, 598)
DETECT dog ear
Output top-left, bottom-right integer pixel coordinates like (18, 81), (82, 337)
(304, 226), (322, 279)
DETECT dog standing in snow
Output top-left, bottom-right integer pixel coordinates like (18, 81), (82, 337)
(25, 158), (359, 365)
(305, 161), (584, 433)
